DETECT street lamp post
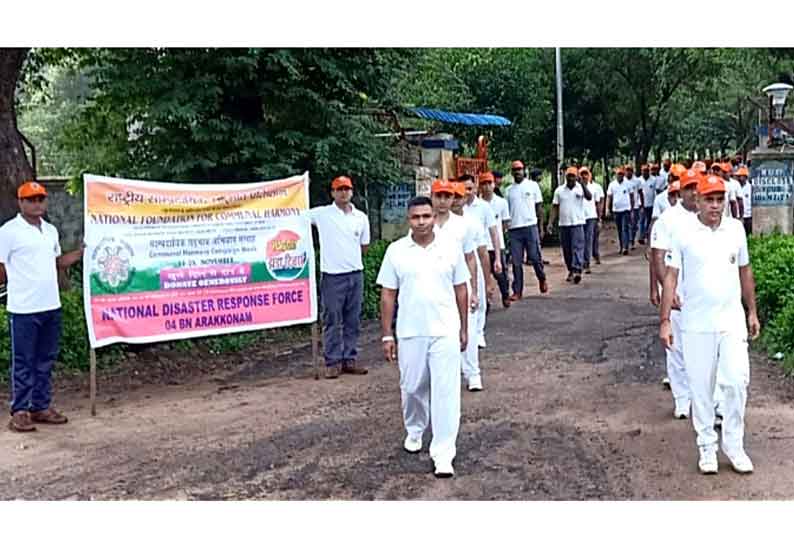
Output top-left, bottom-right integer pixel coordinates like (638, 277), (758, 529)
(555, 47), (564, 190)
(763, 82), (794, 146)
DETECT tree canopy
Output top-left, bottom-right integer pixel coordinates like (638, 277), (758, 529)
(6, 47), (794, 214)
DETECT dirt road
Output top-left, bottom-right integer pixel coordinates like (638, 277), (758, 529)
(2, 229), (794, 500)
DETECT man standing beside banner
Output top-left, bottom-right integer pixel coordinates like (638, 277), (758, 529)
(308, 176), (371, 380)
(0, 182), (83, 432)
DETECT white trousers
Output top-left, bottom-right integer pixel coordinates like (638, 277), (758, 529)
(666, 311), (690, 407)
(398, 336), (461, 464)
(462, 307), (480, 379)
(682, 331), (750, 454)
(476, 261), (486, 344)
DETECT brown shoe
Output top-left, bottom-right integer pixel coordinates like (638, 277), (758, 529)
(8, 411), (36, 432)
(539, 280), (549, 293)
(341, 361), (368, 375)
(508, 293), (522, 302)
(324, 365), (341, 379)
(30, 408), (68, 424)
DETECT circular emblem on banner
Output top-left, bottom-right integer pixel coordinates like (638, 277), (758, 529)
(729, 253), (737, 264)
(91, 238), (135, 289)
(265, 230), (308, 280)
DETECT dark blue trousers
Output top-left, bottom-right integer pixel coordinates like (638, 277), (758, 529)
(559, 225), (585, 274)
(508, 225), (546, 296)
(320, 271), (363, 367)
(614, 211), (631, 252)
(8, 309), (62, 414)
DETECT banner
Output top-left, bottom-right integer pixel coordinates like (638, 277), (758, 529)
(83, 173), (317, 348)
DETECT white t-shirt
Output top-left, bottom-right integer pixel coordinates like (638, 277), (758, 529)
(506, 180), (543, 228)
(376, 234), (470, 339)
(650, 202), (692, 299)
(583, 182), (604, 220)
(667, 215), (749, 335)
(607, 179), (632, 213)
(552, 183), (587, 227)
(625, 176), (642, 209)
(652, 174), (667, 193)
(308, 203), (370, 274)
(434, 211), (481, 255)
(484, 194), (510, 250)
(723, 178), (740, 218)
(640, 176), (656, 208)
(0, 215), (62, 314)
(463, 197), (497, 251)
(741, 183), (752, 218)
(652, 189), (674, 219)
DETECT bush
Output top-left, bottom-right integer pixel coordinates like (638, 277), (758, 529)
(362, 239), (390, 320)
(748, 233), (794, 373)
(762, 301), (794, 375)
(0, 289), (124, 381)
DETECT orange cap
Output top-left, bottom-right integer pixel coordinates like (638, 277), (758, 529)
(691, 161), (707, 173)
(737, 166), (749, 177)
(478, 171), (495, 183)
(331, 176), (353, 190)
(668, 181), (681, 194)
(698, 175), (726, 195)
(431, 179), (456, 195)
(680, 169), (701, 189)
(670, 164), (688, 178)
(453, 182), (466, 197)
(578, 166), (591, 177)
(565, 166), (579, 176)
(17, 181), (47, 199)
(511, 160), (525, 170)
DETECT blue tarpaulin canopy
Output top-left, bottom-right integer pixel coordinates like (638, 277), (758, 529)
(405, 107), (512, 127)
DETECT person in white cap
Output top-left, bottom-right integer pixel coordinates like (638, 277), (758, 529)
(377, 195), (470, 479)
(660, 174), (761, 475)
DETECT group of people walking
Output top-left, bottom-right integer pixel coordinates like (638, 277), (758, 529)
(4, 158), (761, 482)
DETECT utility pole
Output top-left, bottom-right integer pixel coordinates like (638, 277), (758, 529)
(555, 47), (564, 190)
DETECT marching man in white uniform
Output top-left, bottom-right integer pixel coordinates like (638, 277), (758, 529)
(649, 173), (695, 419)
(660, 175), (761, 475)
(377, 195), (470, 478)
(430, 180), (485, 392)
(460, 174), (501, 348)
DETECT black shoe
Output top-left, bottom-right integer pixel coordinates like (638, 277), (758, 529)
(622, 249), (629, 256)
(565, 273), (573, 282)
(594, 257), (601, 265)
(573, 274), (582, 284)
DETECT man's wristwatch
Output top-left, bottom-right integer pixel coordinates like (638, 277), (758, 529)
(382, 336), (395, 342)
